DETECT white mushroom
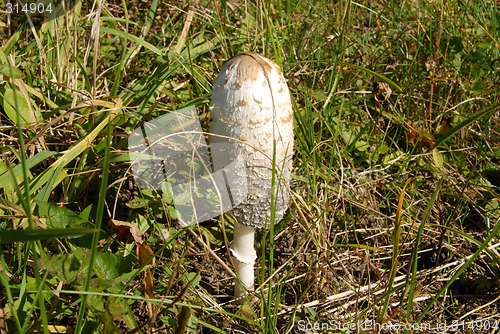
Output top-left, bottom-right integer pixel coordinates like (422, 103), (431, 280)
(209, 52), (294, 304)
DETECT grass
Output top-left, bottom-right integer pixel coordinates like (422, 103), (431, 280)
(1, 0), (499, 332)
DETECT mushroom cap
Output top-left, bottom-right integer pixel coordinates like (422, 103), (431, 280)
(209, 52), (294, 229)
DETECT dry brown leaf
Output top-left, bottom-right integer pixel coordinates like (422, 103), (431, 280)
(108, 219), (145, 244)
(404, 120), (436, 148)
(138, 242), (156, 319)
(373, 82), (392, 103)
(143, 267), (155, 318)
(137, 241), (155, 267)
(109, 219), (156, 320)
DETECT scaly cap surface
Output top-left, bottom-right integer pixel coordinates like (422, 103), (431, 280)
(209, 53), (294, 229)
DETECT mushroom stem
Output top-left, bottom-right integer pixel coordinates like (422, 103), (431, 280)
(231, 221), (257, 304)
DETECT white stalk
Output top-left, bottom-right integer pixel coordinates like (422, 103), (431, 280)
(231, 221), (256, 304)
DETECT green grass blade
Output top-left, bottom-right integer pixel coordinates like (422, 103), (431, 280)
(0, 251), (22, 331)
(406, 177), (444, 320)
(0, 228), (99, 244)
(100, 27), (163, 55)
(417, 219), (500, 322)
(74, 99), (118, 333)
(378, 177), (413, 323)
(7, 65), (49, 334)
(431, 103), (499, 150)
(0, 151), (57, 189)
(30, 101), (120, 198)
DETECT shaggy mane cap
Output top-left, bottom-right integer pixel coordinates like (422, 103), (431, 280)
(209, 52), (294, 228)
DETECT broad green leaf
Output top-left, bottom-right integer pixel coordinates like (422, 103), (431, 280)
(101, 305), (121, 334)
(0, 87), (33, 124)
(432, 149), (444, 169)
(174, 191), (191, 206)
(184, 272), (201, 288)
(35, 201), (88, 228)
(40, 254), (82, 284)
(79, 205), (93, 221)
(161, 181), (173, 204)
(95, 253), (123, 280)
(354, 140), (370, 152)
(168, 206), (180, 220)
(0, 63), (24, 79)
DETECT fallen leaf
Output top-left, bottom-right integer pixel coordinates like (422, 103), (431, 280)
(109, 220), (156, 321)
(138, 242), (156, 319)
(143, 267), (155, 318)
(108, 219), (145, 244)
(137, 241), (155, 267)
(373, 82), (392, 103)
(405, 120), (419, 146)
(435, 117), (453, 135)
(174, 306), (197, 334)
(404, 120), (436, 148)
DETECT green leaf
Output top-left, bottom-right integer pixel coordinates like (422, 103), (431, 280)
(162, 181), (173, 204)
(184, 272), (201, 288)
(354, 140), (370, 152)
(432, 149), (444, 169)
(126, 198), (149, 208)
(35, 201), (88, 228)
(0, 87), (41, 124)
(40, 254), (82, 284)
(79, 205), (93, 221)
(94, 253), (123, 280)
(168, 206), (180, 220)
(174, 190), (192, 206)
(102, 307), (121, 334)
(0, 63), (24, 79)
